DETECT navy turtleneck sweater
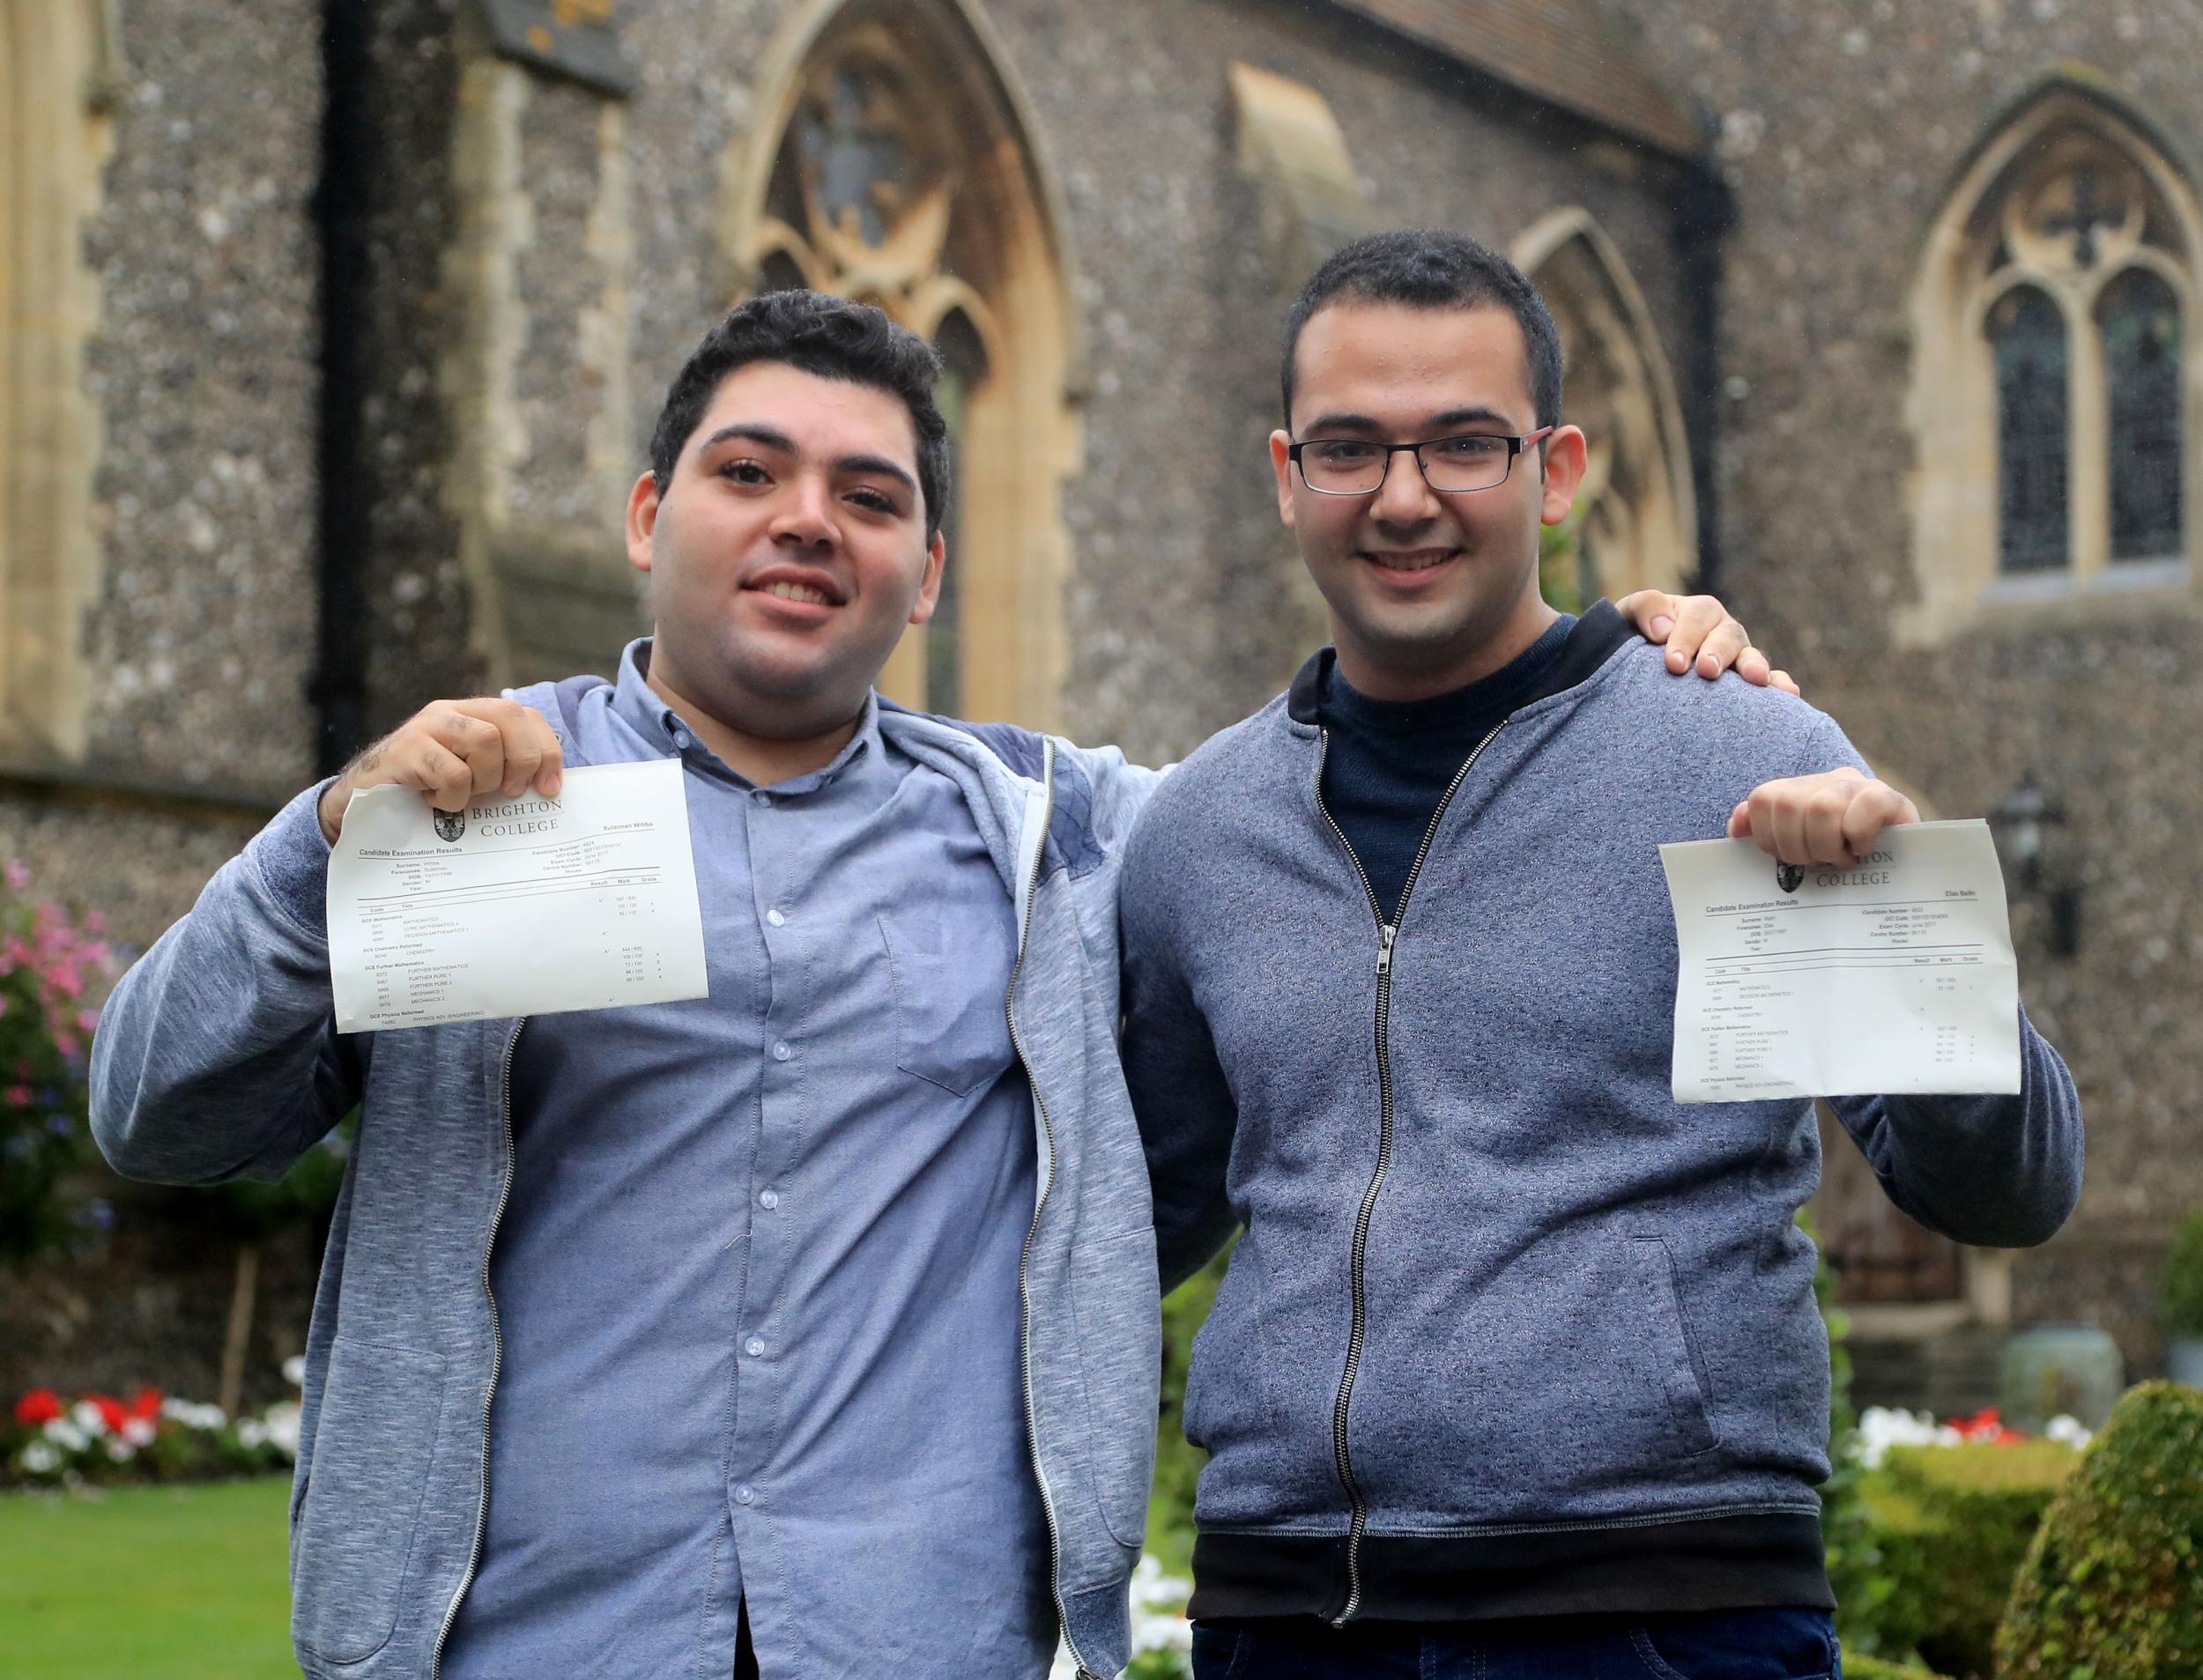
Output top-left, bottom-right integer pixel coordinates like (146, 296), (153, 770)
(1317, 614), (1576, 921)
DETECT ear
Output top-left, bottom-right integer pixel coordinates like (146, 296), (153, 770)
(907, 529), (948, 626)
(626, 471), (662, 575)
(1269, 429), (1300, 529)
(1537, 425), (1591, 529)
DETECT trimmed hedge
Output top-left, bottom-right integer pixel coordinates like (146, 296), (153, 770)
(1996, 1381), (2203, 1680)
(1843, 1655), (1943, 1680)
(2165, 1213), (2203, 1340)
(1864, 1439), (2077, 1680)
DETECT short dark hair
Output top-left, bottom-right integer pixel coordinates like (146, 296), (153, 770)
(1280, 230), (1563, 432)
(649, 289), (953, 541)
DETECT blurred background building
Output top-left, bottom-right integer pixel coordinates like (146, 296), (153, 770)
(2, 0), (2195, 1415)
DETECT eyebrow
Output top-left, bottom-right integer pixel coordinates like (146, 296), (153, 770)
(1300, 404), (1521, 436)
(699, 424), (919, 494)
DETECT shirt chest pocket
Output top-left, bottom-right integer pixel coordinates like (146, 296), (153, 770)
(876, 908), (1018, 1097)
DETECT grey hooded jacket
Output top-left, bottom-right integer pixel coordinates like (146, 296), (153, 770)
(89, 676), (1164, 1680)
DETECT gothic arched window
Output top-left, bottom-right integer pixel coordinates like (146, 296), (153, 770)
(1905, 82), (2199, 642)
(1988, 285), (2071, 574)
(2098, 266), (2184, 559)
(1511, 210), (1696, 611)
(724, 0), (1075, 724)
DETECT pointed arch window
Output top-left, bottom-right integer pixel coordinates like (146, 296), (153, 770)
(2099, 266), (2184, 559)
(725, 0), (1075, 724)
(1989, 285), (2071, 574)
(1905, 85), (2200, 642)
(1511, 211), (1696, 612)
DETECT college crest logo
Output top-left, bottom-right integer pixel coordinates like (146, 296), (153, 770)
(434, 807), (468, 844)
(1775, 862), (1806, 894)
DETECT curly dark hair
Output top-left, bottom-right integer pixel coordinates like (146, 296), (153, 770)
(649, 289), (953, 540)
(1280, 229), (1563, 432)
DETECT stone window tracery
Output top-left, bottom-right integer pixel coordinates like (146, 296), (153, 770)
(727, 1), (1074, 723)
(1905, 84), (2201, 643)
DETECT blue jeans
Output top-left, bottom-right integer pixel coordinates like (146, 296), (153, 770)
(1189, 1609), (1841, 1680)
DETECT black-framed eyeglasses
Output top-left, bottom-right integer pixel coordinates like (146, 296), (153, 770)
(1287, 427), (1556, 496)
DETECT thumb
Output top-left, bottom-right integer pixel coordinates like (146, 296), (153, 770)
(1726, 801), (1753, 839)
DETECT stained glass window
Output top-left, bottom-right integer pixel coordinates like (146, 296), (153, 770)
(927, 310), (988, 718)
(1988, 285), (2071, 573)
(2097, 267), (2184, 559)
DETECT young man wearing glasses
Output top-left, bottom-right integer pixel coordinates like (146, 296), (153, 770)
(1119, 231), (2082, 1679)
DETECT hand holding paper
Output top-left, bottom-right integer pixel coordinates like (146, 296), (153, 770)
(1660, 819), (2021, 1102)
(326, 759), (708, 1032)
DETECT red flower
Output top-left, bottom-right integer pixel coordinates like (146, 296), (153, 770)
(14, 1388), (63, 1427)
(129, 1388), (163, 1423)
(88, 1394), (129, 1436)
(1950, 1407), (2026, 1444)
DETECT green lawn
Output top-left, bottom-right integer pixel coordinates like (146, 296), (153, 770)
(0, 1477), (294, 1680)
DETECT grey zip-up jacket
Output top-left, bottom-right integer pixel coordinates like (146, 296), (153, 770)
(90, 677), (1164, 1680)
(1118, 607), (2083, 1625)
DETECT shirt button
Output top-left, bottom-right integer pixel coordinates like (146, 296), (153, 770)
(772, 1041), (792, 1062)
(767, 908), (786, 928)
(735, 1484), (755, 1506)
(751, 790), (771, 806)
(759, 1189), (779, 1210)
(670, 729), (691, 751)
(745, 1336), (766, 1358)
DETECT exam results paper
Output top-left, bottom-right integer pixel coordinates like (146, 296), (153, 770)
(1658, 819), (2021, 1103)
(327, 759), (708, 1032)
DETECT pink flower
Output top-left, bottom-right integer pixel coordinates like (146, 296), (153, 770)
(53, 1033), (78, 1059)
(76, 1010), (100, 1034)
(3, 861), (28, 893)
(2, 1085), (31, 1107)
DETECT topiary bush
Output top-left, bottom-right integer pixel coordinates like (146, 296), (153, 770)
(1865, 1440), (2076, 1679)
(1995, 1380), (2203, 1680)
(2164, 1211), (2203, 1341)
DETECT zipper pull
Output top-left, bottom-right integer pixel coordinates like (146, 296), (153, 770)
(1376, 924), (1397, 978)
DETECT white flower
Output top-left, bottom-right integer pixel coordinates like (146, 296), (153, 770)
(282, 1355), (306, 1388)
(2044, 1414), (2093, 1449)
(105, 1439), (137, 1463)
(42, 1418), (90, 1453)
(237, 1418), (268, 1449)
(122, 1417), (156, 1447)
(1852, 1405), (1951, 1469)
(161, 1398), (227, 1431)
(19, 1440), (62, 1476)
(70, 1400), (108, 1437)
(259, 1402), (301, 1460)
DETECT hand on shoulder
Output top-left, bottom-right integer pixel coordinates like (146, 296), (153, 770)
(1616, 589), (1801, 697)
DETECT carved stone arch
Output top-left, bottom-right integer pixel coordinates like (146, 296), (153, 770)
(1512, 208), (1697, 607)
(720, 0), (1081, 725)
(1903, 72), (2203, 643)
(0, 0), (118, 762)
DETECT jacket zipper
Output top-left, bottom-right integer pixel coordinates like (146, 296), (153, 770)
(1311, 720), (1507, 1626)
(1005, 741), (1098, 1680)
(431, 1017), (524, 1677)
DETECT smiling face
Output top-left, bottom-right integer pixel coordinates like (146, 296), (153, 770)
(1271, 300), (1588, 701)
(627, 359), (945, 739)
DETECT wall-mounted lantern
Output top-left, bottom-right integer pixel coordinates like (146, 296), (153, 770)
(1988, 775), (2081, 957)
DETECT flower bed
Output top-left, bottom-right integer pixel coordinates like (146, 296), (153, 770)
(6, 1360), (303, 1489)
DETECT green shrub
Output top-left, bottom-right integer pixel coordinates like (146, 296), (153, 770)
(2164, 1212), (2203, 1340)
(1996, 1381), (2203, 1680)
(1843, 1653), (1943, 1680)
(1863, 1440), (2076, 1679)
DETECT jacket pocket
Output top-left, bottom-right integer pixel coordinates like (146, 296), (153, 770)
(290, 1338), (451, 1666)
(877, 911), (1015, 1097)
(1070, 1225), (1163, 1549)
(1624, 1234), (1720, 1459)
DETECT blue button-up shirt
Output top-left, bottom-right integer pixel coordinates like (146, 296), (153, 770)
(441, 642), (1052, 1679)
